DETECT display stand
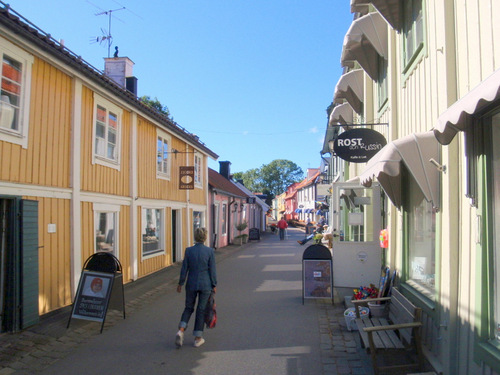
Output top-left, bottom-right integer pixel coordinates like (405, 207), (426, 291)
(302, 244), (333, 305)
(67, 252), (126, 333)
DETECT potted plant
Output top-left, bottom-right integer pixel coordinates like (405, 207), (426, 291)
(234, 222), (248, 245)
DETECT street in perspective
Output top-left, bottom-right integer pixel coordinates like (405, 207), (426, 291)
(1, 228), (377, 375)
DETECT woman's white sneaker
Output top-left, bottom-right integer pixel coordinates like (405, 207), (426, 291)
(175, 330), (184, 347)
(193, 338), (205, 347)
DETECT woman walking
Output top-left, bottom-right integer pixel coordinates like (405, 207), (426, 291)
(175, 228), (217, 348)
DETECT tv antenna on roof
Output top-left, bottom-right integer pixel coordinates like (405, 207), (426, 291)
(92, 7), (125, 58)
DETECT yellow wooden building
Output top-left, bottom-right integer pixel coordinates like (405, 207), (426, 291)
(0, 4), (217, 331)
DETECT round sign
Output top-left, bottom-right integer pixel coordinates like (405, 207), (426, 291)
(334, 128), (387, 163)
(181, 175), (193, 184)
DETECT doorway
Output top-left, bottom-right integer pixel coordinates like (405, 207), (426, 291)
(331, 182), (382, 288)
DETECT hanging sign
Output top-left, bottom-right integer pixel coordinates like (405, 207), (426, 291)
(179, 166), (195, 189)
(333, 128), (387, 163)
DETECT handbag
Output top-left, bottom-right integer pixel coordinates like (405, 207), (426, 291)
(204, 291), (217, 329)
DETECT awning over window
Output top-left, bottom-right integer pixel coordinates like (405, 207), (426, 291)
(321, 125), (340, 155)
(341, 12), (388, 81)
(329, 103), (354, 125)
(359, 131), (441, 210)
(434, 68), (500, 145)
(351, 0), (402, 30)
(333, 69), (364, 114)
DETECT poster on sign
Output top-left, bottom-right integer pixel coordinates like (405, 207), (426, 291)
(72, 271), (114, 322)
(303, 260), (332, 299)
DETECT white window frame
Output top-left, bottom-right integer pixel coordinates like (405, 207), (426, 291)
(194, 152), (203, 188)
(93, 203), (120, 258)
(141, 207), (165, 259)
(0, 37), (33, 149)
(92, 93), (122, 170)
(156, 129), (171, 180)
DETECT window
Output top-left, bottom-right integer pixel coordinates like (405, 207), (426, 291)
(94, 205), (119, 258)
(193, 211), (203, 241)
(403, 167), (436, 299)
(476, 110), (500, 370)
(402, 0), (424, 68)
(0, 38), (33, 148)
(93, 94), (122, 169)
(221, 204), (227, 235)
(194, 153), (202, 186)
(491, 114), (500, 345)
(142, 208), (164, 257)
(157, 130), (171, 179)
(338, 187), (374, 242)
(378, 55), (388, 109)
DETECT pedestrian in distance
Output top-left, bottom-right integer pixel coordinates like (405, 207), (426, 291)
(175, 227), (217, 348)
(277, 216), (288, 240)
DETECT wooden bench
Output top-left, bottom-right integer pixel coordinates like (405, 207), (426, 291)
(352, 288), (424, 375)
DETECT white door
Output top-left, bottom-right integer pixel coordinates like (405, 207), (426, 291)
(331, 182), (382, 288)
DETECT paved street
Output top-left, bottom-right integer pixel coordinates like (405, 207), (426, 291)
(0, 228), (374, 375)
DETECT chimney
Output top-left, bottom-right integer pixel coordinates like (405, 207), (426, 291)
(219, 161), (231, 180)
(104, 57), (138, 96)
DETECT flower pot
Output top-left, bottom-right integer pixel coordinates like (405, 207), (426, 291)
(368, 302), (388, 318)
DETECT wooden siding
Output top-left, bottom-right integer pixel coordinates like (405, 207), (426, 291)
(0, 57), (71, 187)
(135, 115), (207, 205)
(26, 196), (72, 315)
(80, 86), (131, 196)
(80, 201), (131, 282)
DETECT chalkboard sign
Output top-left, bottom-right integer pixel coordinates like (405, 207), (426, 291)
(72, 271), (114, 322)
(248, 228), (260, 241)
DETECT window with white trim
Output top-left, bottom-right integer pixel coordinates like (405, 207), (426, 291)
(194, 152), (202, 187)
(0, 37), (33, 148)
(142, 208), (165, 257)
(94, 204), (119, 258)
(156, 130), (171, 179)
(93, 94), (122, 169)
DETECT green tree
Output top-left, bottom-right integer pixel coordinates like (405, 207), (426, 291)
(259, 159), (303, 196)
(234, 159), (303, 197)
(140, 95), (172, 119)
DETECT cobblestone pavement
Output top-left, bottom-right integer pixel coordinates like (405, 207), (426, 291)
(0, 232), (377, 375)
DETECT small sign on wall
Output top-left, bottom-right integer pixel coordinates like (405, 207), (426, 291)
(179, 166), (195, 189)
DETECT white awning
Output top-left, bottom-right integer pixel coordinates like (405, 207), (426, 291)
(434, 68), (500, 145)
(350, 0), (369, 14)
(329, 103), (354, 125)
(359, 131), (441, 210)
(333, 69), (364, 114)
(351, 0), (402, 30)
(341, 12), (388, 81)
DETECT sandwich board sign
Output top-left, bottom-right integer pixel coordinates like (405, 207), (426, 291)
(68, 253), (125, 333)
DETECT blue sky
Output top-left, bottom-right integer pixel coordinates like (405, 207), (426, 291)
(10, 0), (352, 175)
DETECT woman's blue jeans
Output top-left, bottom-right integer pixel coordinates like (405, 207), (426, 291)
(179, 289), (211, 337)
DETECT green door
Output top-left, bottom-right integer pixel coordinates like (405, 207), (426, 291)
(0, 197), (38, 332)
